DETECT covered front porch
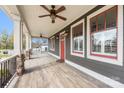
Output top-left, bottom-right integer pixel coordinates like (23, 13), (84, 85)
(13, 52), (110, 88)
(0, 5), (124, 88)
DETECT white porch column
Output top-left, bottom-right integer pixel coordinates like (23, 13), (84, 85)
(29, 35), (32, 49)
(12, 14), (25, 76)
(25, 33), (32, 59)
(12, 14), (22, 55)
(26, 33), (30, 51)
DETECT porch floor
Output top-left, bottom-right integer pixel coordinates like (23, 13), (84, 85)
(15, 52), (110, 88)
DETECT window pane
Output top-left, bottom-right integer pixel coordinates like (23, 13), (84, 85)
(98, 14), (105, 31)
(104, 29), (117, 54)
(53, 38), (55, 49)
(50, 38), (55, 49)
(79, 38), (83, 51)
(106, 7), (117, 29)
(72, 23), (83, 37)
(90, 17), (97, 33)
(73, 38), (78, 50)
(91, 32), (102, 52)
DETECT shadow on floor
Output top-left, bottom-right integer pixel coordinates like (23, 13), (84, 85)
(29, 56), (41, 59)
(30, 54), (51, 60)
(24, 62), (59, 74)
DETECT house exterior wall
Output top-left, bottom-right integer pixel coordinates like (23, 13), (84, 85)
(48, 37), (60, 56)
(48, 5), (124, 84)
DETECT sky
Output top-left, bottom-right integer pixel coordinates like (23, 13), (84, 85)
(32, 38), (48, 44)
(0, 9), (13, 35)
(0, 8), (47, 43)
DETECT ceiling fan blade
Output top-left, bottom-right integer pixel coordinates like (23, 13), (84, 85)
(40, 5), (50, 13)
(38, 14), (50, 18)
(56, 15), (67, 21)
(56, 6), (65, 14)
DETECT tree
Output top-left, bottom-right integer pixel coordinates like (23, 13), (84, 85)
(7, 32), (14, 49)
(0, 32), (2, 49)
(1, 29), (9, 49)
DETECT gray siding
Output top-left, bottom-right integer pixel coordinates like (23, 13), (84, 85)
(49, 5), (124, 84)
(48, 38), (59, 56)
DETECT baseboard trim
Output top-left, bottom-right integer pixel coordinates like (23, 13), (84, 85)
(65, 59), (124, 88)
(48, 52), (60, 59)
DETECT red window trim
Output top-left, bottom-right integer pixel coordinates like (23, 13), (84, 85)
(91, 53), (117, 59)
(90, 5), (118, 59)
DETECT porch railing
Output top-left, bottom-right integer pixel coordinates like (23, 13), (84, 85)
(0, 55), (17, 88)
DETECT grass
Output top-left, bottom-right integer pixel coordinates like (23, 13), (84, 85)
(0, 69), (10, 77)
(0, 54), (11, 58)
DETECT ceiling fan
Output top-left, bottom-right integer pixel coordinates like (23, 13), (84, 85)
(32, 33), (48, 38)
(40, 33), (48, 38)
(39, 5), (67, 23)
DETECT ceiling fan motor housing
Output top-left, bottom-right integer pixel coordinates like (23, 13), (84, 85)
(39, 5), (66, 23)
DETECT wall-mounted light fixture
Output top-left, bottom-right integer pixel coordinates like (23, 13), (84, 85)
(62, 32), (68, 37)
(56, 35), (59, 39)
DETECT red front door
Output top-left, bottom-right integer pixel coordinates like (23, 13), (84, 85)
(61, 39), (65, 60)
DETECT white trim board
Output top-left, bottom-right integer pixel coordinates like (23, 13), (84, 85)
(48, 52), (60, 59)
(65, 59), (124, 88)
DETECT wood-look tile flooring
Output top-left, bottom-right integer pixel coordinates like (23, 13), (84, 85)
(15, 53), (110, 88)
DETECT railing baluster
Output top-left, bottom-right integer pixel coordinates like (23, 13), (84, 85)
(7, 60), (9, 80)
(4, 62), (5, 86)
(0, 63), (2, 88)
(6, 60), (8, 82)
(5, 62), (6, 83)
(0, 55), (17, 88)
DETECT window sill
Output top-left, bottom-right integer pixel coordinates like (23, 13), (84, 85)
(73, 51), (83, 54)
(50, 48), (55, 51)
(90, 53), (117, 59)
(71, 52), (84, 58)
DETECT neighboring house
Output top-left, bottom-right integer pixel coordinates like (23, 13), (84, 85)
(32, 43), (48, 52)
(40, 43), (48, 51)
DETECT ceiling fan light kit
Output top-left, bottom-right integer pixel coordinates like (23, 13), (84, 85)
(39, 5), (67, 23)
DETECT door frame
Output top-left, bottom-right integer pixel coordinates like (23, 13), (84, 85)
(59, 31), (66, 60)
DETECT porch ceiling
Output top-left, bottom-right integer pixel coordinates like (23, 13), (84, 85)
(18, 5), (96, 38)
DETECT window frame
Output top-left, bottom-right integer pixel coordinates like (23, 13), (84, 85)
(87, 5), (123, 66)
(50, 36), (55, 51)
(90, 6), (118, 59)
(70, 19), (85, 57)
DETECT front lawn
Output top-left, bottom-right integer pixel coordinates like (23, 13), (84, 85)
(0, 54), (11, 59)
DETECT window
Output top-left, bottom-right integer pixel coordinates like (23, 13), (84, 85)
(90, 6), (117, 58)
(50, 37), (55, 51)
(71, 19), (84, 57)
(72, 23), (83, 53)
